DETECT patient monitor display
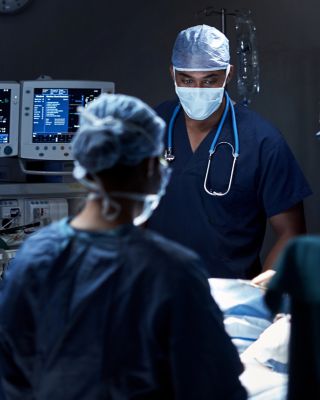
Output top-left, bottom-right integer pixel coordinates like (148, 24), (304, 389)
(20, 81), (115, 160)
(32, 88), (100, 144)
(0, 83), (20, 157)
(0, 90), (11, 143)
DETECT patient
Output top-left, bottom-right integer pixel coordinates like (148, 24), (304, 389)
(209, 278), (289, 400)
(0, 94), (246, 399)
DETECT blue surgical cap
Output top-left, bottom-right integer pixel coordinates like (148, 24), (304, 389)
(72, 94), (165, 174)
(172, 24), (230, 71)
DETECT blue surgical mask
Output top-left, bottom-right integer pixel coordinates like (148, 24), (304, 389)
(174, 66), (230, 120)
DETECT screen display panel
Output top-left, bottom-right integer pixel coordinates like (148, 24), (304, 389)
(32, 88), (101, 143)
(0, 89), (11, 144)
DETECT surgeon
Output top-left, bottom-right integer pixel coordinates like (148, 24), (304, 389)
(0, 94), (247, 399)
(148, 24), (312, 279)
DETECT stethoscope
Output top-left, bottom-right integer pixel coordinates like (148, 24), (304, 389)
(164, 92), (240, 197)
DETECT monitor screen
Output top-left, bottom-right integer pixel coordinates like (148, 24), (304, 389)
(19, 80), (115, 160)
(0, 83), (20, 157)
(0, 89), (11, 144)
(32, 88), (102, 144)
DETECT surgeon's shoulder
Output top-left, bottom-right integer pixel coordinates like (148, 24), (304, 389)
(9, 219), (71, 273)
(235, 103), (284, 145)
(136, 230), (221, 317)
(154, 99), (179, 122)
(281, 234), (320, 261)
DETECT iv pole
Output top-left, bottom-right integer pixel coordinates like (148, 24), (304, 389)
(196, 7), (236, 35)
(196, 6), (260, 105)
(221, 8), (226, 34)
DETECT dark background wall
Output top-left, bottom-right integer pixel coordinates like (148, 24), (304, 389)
(2, 0), (320, 257)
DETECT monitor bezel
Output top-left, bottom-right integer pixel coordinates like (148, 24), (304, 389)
(19, 80), (115, 160)
(0, 82), (20, 158)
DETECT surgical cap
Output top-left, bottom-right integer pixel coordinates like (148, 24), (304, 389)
(172, 24), (230, 71)
(72, 93), (165, 174)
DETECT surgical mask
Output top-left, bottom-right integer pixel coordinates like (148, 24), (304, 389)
(174, 66), (230, 120)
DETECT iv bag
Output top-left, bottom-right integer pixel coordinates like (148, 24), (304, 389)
(235, 10), (260, 105)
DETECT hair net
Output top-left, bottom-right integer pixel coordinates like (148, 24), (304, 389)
(172, 24), (230, 71)
(71, 93), (165, 175)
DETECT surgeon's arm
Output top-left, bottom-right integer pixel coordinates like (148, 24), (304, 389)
(262, 202), (306, 274)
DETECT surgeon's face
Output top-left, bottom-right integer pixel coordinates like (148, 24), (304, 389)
(170, 66), (233, 88)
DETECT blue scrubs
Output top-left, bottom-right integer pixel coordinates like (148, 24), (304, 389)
(265, 236), (320, 399)
(0, 219), (246, 400)
(148, 98), (312, 278)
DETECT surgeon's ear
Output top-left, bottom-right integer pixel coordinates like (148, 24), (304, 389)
(227, 65), (235, 84)
(169, 65), (175, 81)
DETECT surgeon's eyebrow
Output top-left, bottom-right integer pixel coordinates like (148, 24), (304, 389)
(178, 72), (222, 79)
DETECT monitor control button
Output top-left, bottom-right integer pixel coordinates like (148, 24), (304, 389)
(3, 146), (13, 155)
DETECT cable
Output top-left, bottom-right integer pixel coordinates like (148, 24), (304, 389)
(1, 215), (19, 230)
(0, 222), (41, 235)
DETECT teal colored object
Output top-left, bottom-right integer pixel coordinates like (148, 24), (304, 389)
(0, 238), (9, 250)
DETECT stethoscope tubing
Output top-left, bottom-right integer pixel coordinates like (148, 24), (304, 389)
(165, 91), (240, 197)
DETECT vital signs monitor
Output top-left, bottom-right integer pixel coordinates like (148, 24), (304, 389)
(0, 82), (20, 157)
(19, 80), (115, 160)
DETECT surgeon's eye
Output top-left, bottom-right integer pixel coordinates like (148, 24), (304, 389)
(202, 79), (218, 86)
(181, 79), (194, 85)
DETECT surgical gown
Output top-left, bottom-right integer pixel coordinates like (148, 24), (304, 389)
(0, 219), (247, 400)
(265, 236), (320, 400)
(148, 99), (312, 278)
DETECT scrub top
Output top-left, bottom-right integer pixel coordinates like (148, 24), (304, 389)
(265, 236), (320, 400)
(0, 219), (246, 400)
(148, 98), (312, 278)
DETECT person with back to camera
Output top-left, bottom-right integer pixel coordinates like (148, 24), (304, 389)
(148, 25), (312, 281)
(0, 93), (247, 399)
